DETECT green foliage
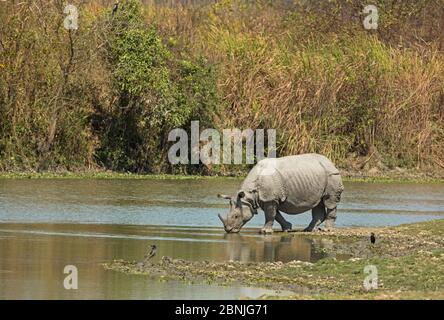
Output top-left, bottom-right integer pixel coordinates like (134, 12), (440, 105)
(110, 27), (170, 97)
(97, 0), (219, 172)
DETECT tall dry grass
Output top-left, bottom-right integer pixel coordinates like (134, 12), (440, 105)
(146, 0), (444, 171)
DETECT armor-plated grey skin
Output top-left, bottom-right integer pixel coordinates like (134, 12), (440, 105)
(218, 154), (344, 234)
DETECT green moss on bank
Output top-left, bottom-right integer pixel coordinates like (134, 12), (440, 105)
(0, 170), (443, 183)
(0, 172), (239, 180)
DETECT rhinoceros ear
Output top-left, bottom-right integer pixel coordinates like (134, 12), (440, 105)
(237, 191), (245, 199)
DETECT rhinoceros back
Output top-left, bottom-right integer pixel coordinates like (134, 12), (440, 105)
(241, 154), (336, 213)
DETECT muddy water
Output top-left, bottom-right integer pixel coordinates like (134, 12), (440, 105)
(0, 179), (443, 299)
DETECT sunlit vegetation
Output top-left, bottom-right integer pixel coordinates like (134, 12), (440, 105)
(0, 0), (443, 175)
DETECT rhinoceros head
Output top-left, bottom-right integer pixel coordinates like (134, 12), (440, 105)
(217, 191), (254, 233)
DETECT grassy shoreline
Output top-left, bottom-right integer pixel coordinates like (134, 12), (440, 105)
(104, 220), (444, 300)
(0, 170), (443, 183)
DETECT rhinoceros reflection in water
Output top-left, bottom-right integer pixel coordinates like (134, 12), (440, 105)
(223, 233), (332, 263)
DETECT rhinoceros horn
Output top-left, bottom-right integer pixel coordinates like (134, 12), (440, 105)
(218, 213), (227, 226)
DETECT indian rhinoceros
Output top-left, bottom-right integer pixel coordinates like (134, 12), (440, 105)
(218, 153), (344, 233)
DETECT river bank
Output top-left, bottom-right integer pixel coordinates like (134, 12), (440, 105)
(104, 220), (444, 300)
(0, 167), (443, 183)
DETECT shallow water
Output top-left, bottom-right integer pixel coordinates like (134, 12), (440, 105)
(0, 223), (296, 299)
(1, 179), (443, 227)
(0, 179), (443, 299)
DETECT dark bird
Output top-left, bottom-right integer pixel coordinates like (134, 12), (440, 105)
(144, 244), (157, 262)
(112, 1), (119, 16)
(370, 232), (376, 245)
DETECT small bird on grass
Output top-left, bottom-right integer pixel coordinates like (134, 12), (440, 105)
(370, 232), (376, 245)
(112, 1), (119, 17)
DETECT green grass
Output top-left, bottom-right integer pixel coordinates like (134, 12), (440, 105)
(0, 171), (241, 180)
(342, 176), (444, 184)
(0, 171), (442, 183)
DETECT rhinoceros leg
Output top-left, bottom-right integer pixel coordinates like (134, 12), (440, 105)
(322, 174), (343, 231)
(304, 203), (325, 232)
(275, 211), (292, 232)
(324, 207), (337, 231)
(260, 202), (277, 234)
